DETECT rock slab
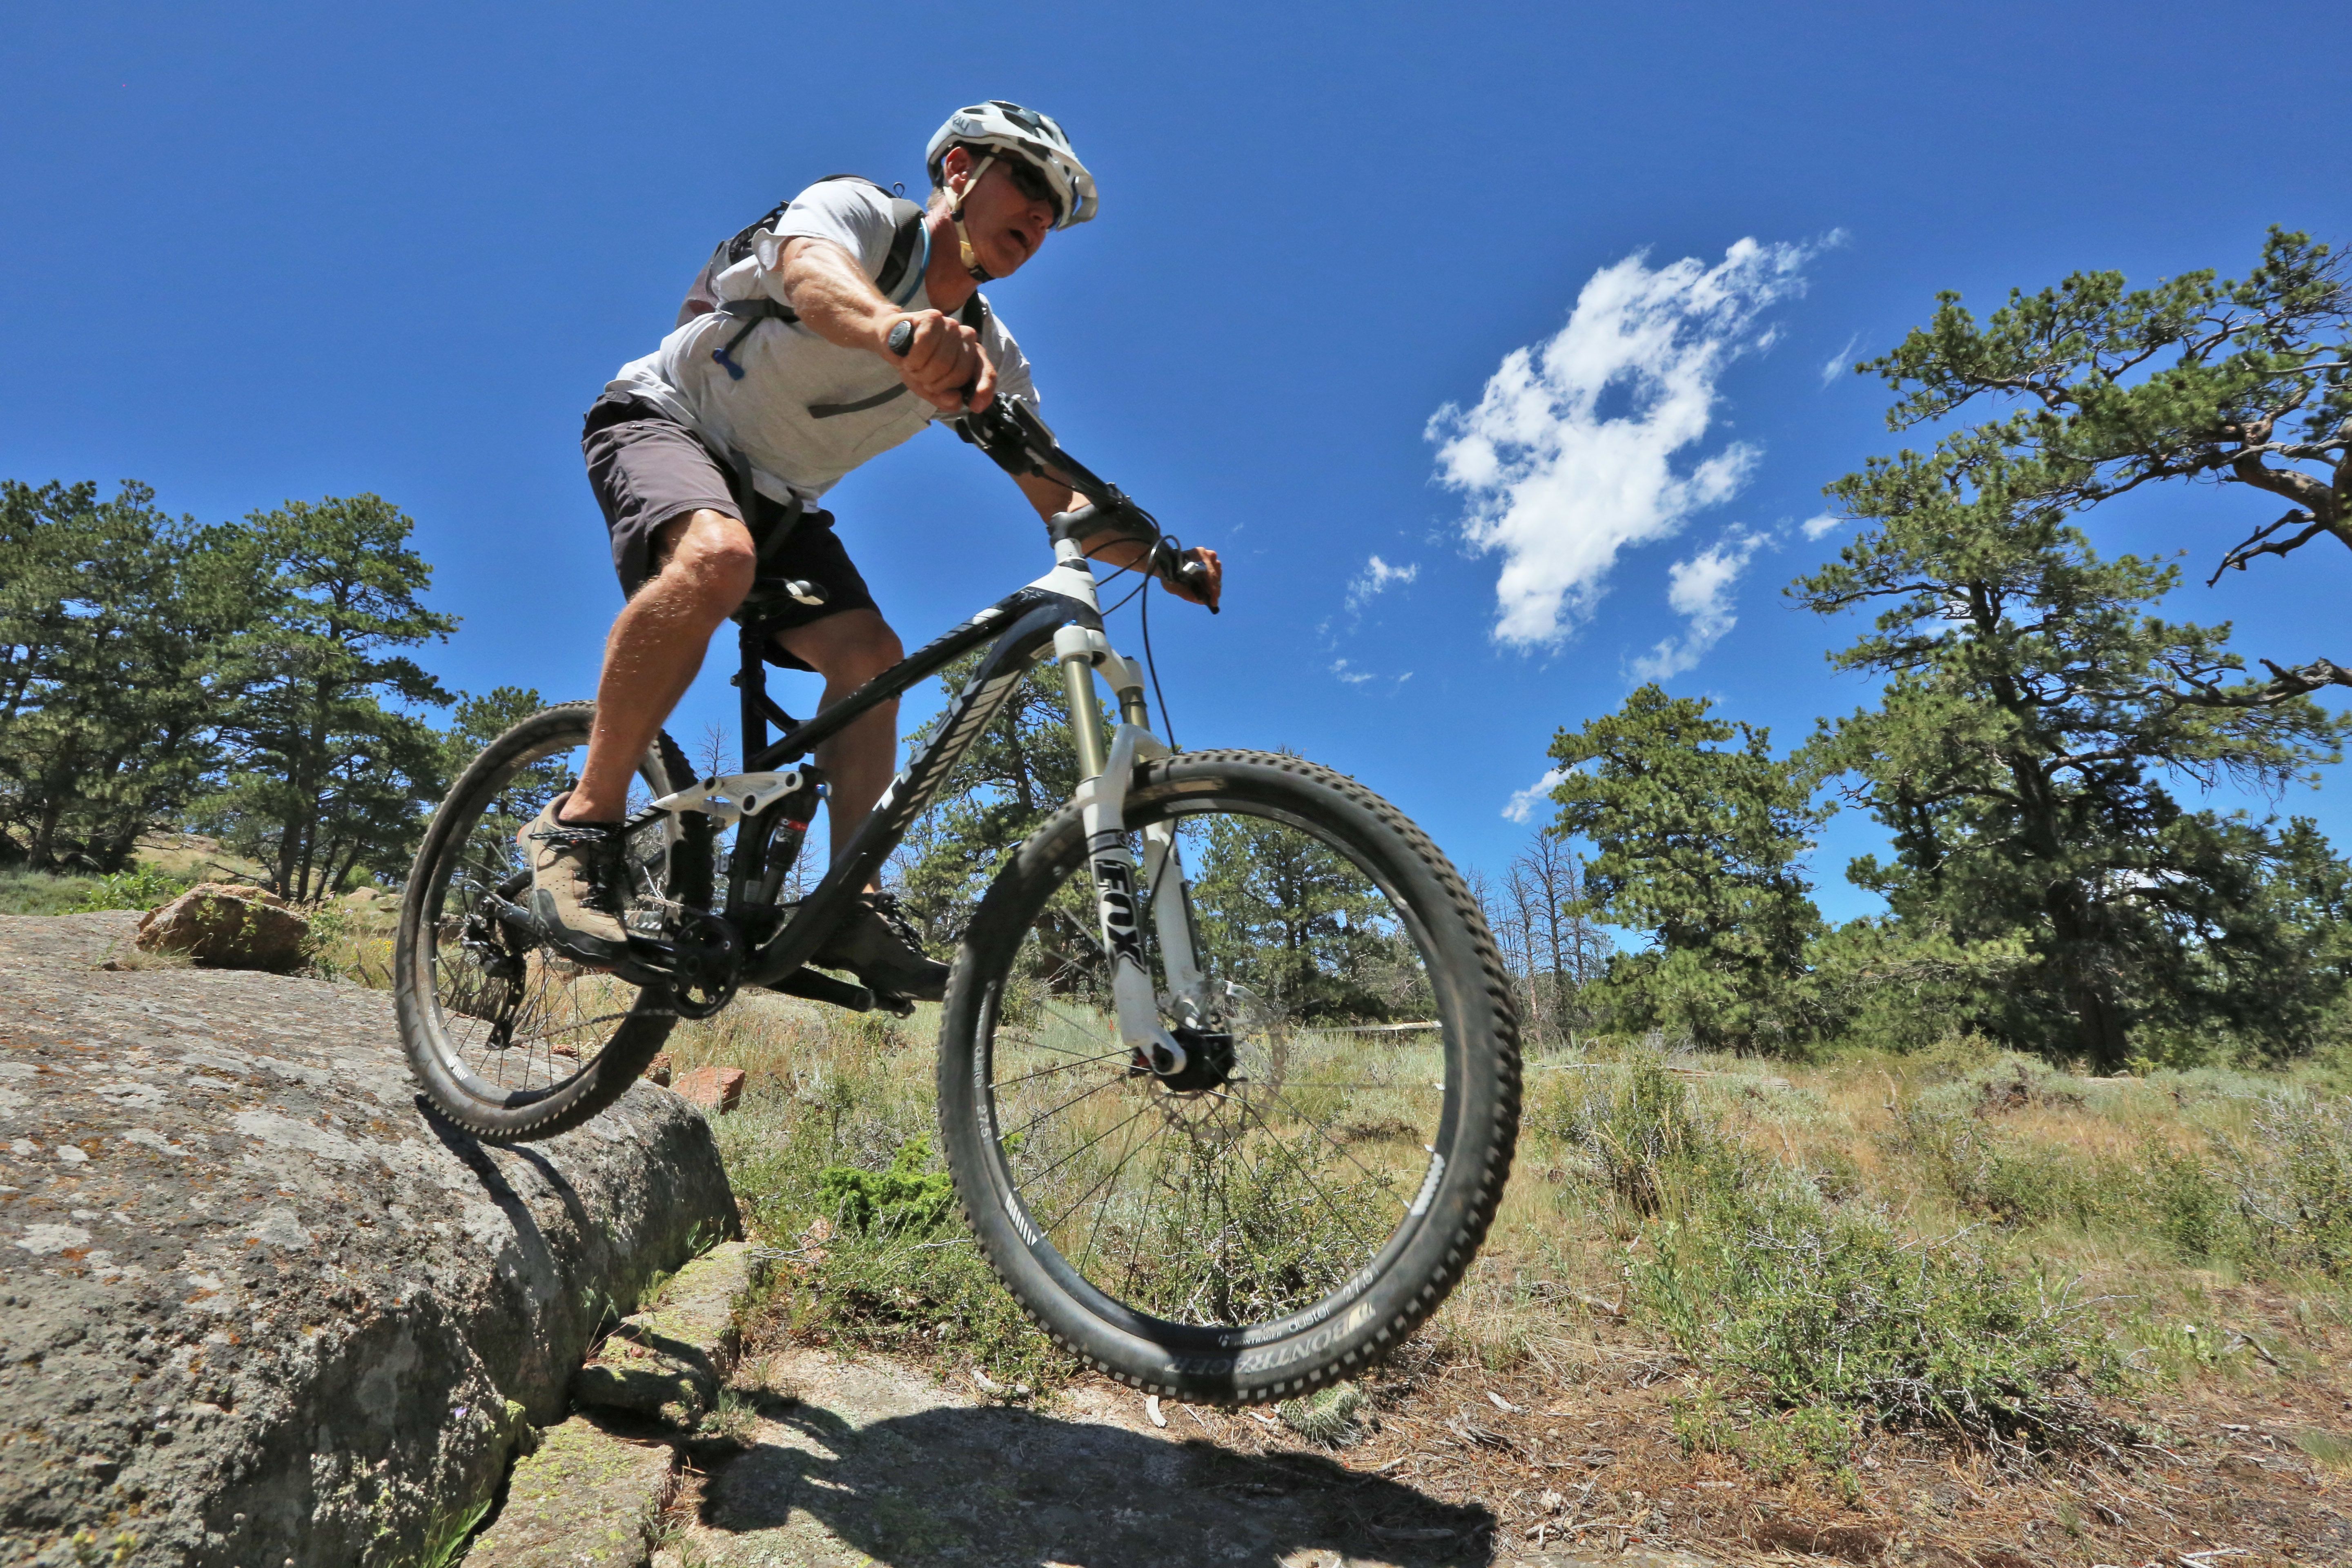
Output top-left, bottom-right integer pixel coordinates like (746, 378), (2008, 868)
(0, 912), (739, 1568)
(461, 1415), (678, 1568)
(571, 1242), (762, 1428)
(670, 1350), (1507, 1568)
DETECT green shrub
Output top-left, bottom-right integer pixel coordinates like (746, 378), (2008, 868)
(1546, 1058), (1757, 1219)
(1912, 1051), (2087, 1118)
(62, 863), (194, 913)
(817, 1134), (954, 1239)
(1559, 1060), (2127, 1460)
(2223, 1094), (2352, 1275)
(1636, 1180), (2127, 1455)
(1882, 1102), (2104, 1228)
(0, 870), (103, 916)
(786, 1223), (1062, 1392)
(1806, 1145), (1866, 1204)
(2136, 1138), (2236, 1263)
(1672, 1386), (1862, 1495)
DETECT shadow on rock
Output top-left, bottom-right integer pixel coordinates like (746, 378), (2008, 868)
(700, 1396), (1497, 1567)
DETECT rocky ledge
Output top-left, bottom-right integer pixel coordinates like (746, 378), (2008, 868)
(0, 913), (738, 1568)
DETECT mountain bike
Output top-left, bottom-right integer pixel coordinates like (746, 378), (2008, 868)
(394, 393), (1522, 1404)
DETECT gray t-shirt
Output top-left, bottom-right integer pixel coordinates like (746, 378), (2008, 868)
(606, 179), (1040, 505)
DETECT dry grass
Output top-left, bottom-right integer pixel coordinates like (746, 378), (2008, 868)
(661, 996), (2350, 1547)
(1363, 1040), (2352, 1561)
(348, 913), (2352, 1560)
(297, 891), (399, 987)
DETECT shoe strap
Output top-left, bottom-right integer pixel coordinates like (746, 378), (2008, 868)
(531, 817), (629, 914)
(862, 891), (923, 947)
(529, 820), (618, 849)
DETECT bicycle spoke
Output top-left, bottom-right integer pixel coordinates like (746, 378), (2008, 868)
(1037, 1100), (1163, 1236)
(1008, 1093), (1156, 1194)
(977, 793), (1454, 1334)
(992, 1047), (1131, 1091)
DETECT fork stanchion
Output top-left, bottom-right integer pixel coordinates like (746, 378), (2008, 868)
(1052, 625), (1111, 780)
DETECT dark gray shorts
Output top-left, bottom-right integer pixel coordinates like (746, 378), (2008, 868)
(581, 394), (878, 670)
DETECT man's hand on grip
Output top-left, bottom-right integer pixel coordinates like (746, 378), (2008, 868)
(884, 310), (996, 412)
(1167, 546), (1222, 612)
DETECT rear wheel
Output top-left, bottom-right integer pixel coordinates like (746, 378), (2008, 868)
(936, 749), (1521, 1403)
(394, 701), (711, 1143)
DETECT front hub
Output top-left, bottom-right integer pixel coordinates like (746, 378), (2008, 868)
(1153, 1027), (1236, 1094)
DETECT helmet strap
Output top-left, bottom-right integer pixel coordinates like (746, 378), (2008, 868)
(947, 154), (997, 282)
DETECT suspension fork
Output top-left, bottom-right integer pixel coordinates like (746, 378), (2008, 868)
(1056, 627), (1211, 1075)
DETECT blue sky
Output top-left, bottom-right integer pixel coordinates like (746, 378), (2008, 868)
(6, 2), (2348, 919)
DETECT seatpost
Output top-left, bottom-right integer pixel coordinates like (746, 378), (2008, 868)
(737, 622), (768, 761)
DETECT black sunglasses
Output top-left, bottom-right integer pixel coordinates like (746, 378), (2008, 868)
(995, 154), (1061, 220)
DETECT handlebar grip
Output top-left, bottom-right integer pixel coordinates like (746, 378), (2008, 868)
(1177, 556), (1220, 614)
(886, 319), (914, 357)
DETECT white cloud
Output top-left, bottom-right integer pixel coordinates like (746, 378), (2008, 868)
(1801, 512), (1843, 541)
(1503, 766), (1568, 824)
(1427, 237), (1813, 648)
(1345, 555), (1419, 612)
(1330, 659), (1375, 686)
(1820, 332), (1860, 388)
(1628, 528), (1768, 682)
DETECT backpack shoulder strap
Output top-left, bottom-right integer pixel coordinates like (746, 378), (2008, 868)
(873, 197), (928, 305)
(679, 178), (927, 328)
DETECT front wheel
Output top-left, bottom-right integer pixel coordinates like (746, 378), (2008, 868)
(936, 749), (1521, 1404)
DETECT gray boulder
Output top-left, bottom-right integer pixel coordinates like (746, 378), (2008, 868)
(134, 884), (309, 972)
(0, 913), (738, 1567)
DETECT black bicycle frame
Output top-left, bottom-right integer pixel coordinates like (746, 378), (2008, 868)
(727, 582), (1102, 991)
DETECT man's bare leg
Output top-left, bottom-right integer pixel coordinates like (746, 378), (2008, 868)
(773, 609), (905, 888)
(565, 509), (756, 823)
(771, 608), (942, 996)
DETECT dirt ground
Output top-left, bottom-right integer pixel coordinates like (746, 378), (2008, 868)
(658, 1330), (2350, 1568)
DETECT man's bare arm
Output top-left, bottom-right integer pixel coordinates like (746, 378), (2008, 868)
(775, 235), (995, 411)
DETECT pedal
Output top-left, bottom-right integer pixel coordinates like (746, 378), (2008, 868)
(764, 967), (875, 1012)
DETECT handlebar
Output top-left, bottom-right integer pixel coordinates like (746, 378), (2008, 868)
(887, 316), (1217, 612)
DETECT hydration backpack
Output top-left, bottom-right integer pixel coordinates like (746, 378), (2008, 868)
(676, 175), (928, 329)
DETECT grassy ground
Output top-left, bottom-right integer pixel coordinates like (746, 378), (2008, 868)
(0, 855), (401, 985)
(0, 835), (273, 917)
(648, 996), (2352, 1564)
(23, 862), (2341, 1559)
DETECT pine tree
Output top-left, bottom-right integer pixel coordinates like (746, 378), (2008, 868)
(1801, 470), (2345, 1068)
(894, 651), (1097, 953)
(202, 496), (456, 900)
(1544, 685), (1823, 1051)
(0, 481), (248, 870)
(1845, 227), (2351, 699)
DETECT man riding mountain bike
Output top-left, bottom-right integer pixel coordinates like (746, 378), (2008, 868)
(534, 102), (1223, 1003)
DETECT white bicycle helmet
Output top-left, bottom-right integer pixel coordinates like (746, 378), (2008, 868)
(926, 101), (1098, 230)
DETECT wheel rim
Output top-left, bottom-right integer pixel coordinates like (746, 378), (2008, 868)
(976, 795), (1456, 1341)
(419, 729), (681, 1106)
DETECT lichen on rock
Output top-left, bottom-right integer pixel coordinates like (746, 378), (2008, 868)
(0, 911), (739, 1567)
